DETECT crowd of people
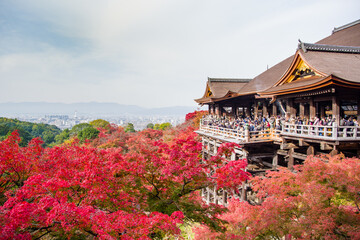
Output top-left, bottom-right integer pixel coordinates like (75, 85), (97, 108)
(201, 115), (276, 132)
(201, 114), (359, 133)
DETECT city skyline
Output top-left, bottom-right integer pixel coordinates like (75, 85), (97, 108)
(1, 0), (359, 108)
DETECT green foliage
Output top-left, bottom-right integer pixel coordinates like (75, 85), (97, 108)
(146, 123), (154, 129)
(70, 123), (92, 136)
(54, 129), (70, 145)
(154, 122), (172, 130)
(89, 119), (110, 130)
(0, 117), (61, 146)
(125, 123), (136, 133)
(77, 127), (100, 142)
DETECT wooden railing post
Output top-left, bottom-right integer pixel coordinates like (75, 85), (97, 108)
(333, 122), (338, 140)
(244, 124), (250, 142)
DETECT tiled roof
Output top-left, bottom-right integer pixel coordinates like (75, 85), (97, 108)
(298, 41), (360, 53)
(238, 19), (360, 96)
(195, 78), (250, 103)
(195, 19), (360, 104)
(208, 78), (252, 83)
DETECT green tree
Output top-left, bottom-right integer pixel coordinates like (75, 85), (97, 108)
(89, 119), (111, 130)
(54, 129), (70, 144)
(154, 122), (172, 130)
(70, 123), (92, 136)
(78, 127), (100, 142)
(125, 123), (136, 133)
(159, 122), (172, 130)
(146, 123), (154, 129)
(0, 117), (61, 147)
(42, 131), (55, 145)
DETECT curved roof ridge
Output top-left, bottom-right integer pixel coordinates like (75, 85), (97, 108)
(333, 19), (360, 33)
(298, 41), (360, 53)
(208, 78), (252, 83)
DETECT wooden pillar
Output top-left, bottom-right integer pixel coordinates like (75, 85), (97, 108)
(288, 148), (294, 170)
(232, 103), (237, 118)
(240, 182), (247, 202)
(272, 154), (278, 169)
(286, 99), (293, 119)
(213, 140), (218, 154)
(262, 100), (268, 118)
(290, 100), (296, 119)
(223, 190), (227, 206)
(307, 146), (315, 155)
(254, 102), (259, 119)
(245, 106), (250, 117)
(310, 99), (316, 121)
(357, 96), (360, 122)
(231, 152), (236, 161)
(272, 103), (277, 116)
(215, 104), (220, 116)
(209, 104), (215, 115)
(299, 102), (305, 119)
(332, 95), (340, 125)
(320, 102), (325, 119)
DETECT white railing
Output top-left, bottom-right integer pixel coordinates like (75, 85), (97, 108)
(199, 120), (360, 142)
(200, 125), (246, 140)
(281, 123), (360, 140)
(199, 120), (279, 142)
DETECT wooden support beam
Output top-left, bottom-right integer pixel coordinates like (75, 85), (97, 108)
(214, 186), (218, 204)
(281, 142), (298, 150)
(299, 139), (309, 147)
(330, 149), (338, 156)
(245, 106), (250, 118)
(290, 99), (296, 118)
(288, 148), (294, 170)
(254, 102), (259, 119)
(215, 105), (220, 116)
(263, 101), (268, 117)
(272, 102), (277, 116)
(299, 102), (305, 119)
(292, 152), (307, 160)
(277, 149), (288, 155)
(332, 95), (340, 126)
(320, 142), (333, 151)
(357, 96), (360, 123)
(286, 99), (291, 119)
(310, 99), (316, 120)
(241, 182), (247, 202)
(272, 155), (278, 169)
(307, 146), (315, 155)
(206, 187), (210, 205)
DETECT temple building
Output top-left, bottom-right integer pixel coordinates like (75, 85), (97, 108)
(195, 19), (360, 205)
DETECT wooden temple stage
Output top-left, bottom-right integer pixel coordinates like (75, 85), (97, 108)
(194, 19), (360, 205)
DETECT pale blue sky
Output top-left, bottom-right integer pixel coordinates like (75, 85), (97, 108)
(0, 0), (359, 108)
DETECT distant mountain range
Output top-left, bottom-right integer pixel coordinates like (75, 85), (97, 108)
(0, 102), (200, 117)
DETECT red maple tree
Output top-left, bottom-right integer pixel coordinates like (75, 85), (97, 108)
(0, 112), (248, 239)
